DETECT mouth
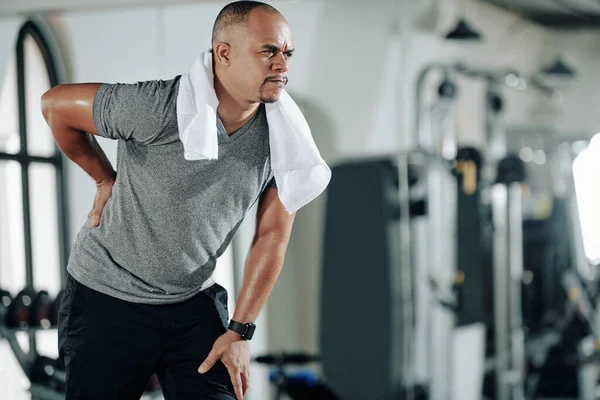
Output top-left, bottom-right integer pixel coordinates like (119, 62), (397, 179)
(266, 78), (287, 85)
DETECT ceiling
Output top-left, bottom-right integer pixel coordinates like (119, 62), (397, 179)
(481, 0), (600, 27)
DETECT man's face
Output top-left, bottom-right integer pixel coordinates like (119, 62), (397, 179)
(228, 9), (294, 104)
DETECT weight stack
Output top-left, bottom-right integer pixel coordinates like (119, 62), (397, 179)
(455, 147), (488, 327)
(319, 156), (423, 400)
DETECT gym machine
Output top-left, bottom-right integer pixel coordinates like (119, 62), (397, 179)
(320, 61), (557, 400)
(496, 126), (600, 400)
(320, 150), (427, 400)
(544, 140), (600, 399)
(319, 65), (463, 400)
(413, 68), (459, 400)
(416, 63), (532, 400)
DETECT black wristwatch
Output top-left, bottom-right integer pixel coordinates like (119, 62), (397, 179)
(228, 320), (256, 340)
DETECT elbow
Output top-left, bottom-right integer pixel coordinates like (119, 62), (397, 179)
(41, 85), (61, 123)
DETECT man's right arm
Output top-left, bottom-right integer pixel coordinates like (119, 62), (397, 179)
(41, 83), (116, 185)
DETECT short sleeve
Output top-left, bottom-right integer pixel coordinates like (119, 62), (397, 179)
(92, 79), (176, 145)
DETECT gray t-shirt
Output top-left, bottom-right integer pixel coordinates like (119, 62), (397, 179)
(66, 76), (276, 304)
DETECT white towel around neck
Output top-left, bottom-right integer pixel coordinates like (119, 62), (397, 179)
(176, 51), (331, 214)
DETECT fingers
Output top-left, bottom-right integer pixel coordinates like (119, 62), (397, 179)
(199, 352), (246, 399)
(89, 182), (114, 227)
(241, 367), (250, 396)
(90, 207), (103, 226)
(201, 336), (249, 399)
(198, 349), (220, 374)
(90, 213), (101, 227)
(225, 358), (249, 399)
(228, 369), (243, 400)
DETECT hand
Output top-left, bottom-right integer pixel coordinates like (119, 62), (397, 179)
(88, 173), (116, 227)
(198, 330), (250, 400)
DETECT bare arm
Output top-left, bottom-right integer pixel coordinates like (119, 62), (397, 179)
(198, 186), (296, 399)
(41, 83), (116, 184)
(231, 186), (295, 325)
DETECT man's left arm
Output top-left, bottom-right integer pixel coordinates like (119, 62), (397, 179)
(198, 185), (295, 400)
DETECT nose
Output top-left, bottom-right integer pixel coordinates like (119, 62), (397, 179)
(271, 53), (290, 73)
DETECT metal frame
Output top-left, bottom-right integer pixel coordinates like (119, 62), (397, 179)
(414, 62), (538, 400)
(413, 64), (461, 400)
(2, 20), (69, 290)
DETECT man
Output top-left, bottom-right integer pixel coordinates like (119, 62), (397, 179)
(41, 2), (302, 399)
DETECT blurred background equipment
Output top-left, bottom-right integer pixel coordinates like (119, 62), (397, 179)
(320, 58), (600, 400)
(253, 352), (345, 400)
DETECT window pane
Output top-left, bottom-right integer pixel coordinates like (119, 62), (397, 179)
(30, 162), (61, 297)
(0, 160), (26, 295)
(25, 35), (55, 158)
(0, 55), (20, 154)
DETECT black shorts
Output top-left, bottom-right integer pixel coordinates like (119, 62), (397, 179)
(58, 273), (236, 399)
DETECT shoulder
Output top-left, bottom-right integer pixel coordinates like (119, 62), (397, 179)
(97, 75), (182, 106)
(93, 75), (182, 144)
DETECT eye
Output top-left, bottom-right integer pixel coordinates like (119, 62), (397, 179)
(284, 51), (293, 58)
(263, 49), (276, 56)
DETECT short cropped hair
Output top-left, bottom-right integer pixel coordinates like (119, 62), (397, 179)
(211, 1), (282, 47)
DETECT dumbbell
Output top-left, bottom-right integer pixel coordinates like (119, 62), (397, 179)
(5, 288), (37, 329)
(30, 290), (53, 328)
(0, 288), (13, 326)
(254, 352), (320, 366)
(5, 288), (55, 329)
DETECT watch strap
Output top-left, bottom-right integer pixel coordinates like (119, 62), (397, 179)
(228, 320), (256, 340)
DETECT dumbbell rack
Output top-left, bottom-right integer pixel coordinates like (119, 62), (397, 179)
(0, 289), (164, 399)
(0, 288), (66, 400)
(0, 327), (66, 400)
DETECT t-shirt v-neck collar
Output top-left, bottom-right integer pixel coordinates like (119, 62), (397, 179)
(216, 104), (264, 144)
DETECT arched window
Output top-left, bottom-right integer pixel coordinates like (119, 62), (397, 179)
(0, 19), (68, 398)
(0, 19), (68, 296)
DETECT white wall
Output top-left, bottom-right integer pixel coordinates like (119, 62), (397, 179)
(2, 0), (600, 398)
(0, 16), (24, 84)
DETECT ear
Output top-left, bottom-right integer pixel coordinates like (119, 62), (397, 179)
(213, 42), (232, 66)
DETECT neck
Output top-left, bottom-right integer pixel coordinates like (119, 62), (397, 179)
(214, 74), (260, 135)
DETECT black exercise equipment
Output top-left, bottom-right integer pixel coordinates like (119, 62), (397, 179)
(320, 156), (424, 400)
(454, 146), (488, 326)
(1, 288), (64, 329)
(255, 352), (319, 365)
(0, 288), (12, 324)
(30, 290), (53, 328)
(522, 199), (571, 334)
(0, 287), (69, 400)
(256, 352), (345, 400)
(275, 372), (345, 400)
(5, 288), (37, 328)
